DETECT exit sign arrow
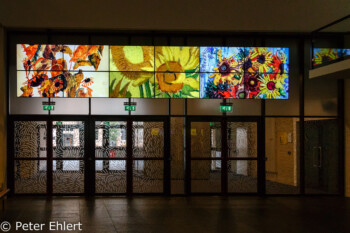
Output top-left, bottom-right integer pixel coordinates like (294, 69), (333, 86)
(125, 105), (136, 111)
(43, 105), (55, 111)
(220, 105), (232, 112)
(124, 101), (137, 111)
(220, 102), (233, 112)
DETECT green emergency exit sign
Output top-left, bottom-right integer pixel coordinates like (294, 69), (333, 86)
(125, 105), (136, 111)
(220, 105), (232, 112)
(43, 105), (55, 111)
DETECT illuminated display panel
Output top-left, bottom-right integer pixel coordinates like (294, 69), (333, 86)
(200, 47), (244, 73)
(244, 47), (289, 74)
(63, 45), (109, 71)
(155, 46), (199, 73)
(154, 46), (200, 98)
(17, 70), (109, 97)
(17, 44), (109, 97)
(312, 48), (350, 67)
(110, 46), (154, 72)
(109, 72), (155, 98)
(200, 47), (289, 99)
(17, 45), (289, 99)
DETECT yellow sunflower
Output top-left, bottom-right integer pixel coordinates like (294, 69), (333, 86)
(110, 46), (154, 86)
(155, 47), (199, 93)
(209, 49), (241, 85)
(313, 49), (338, 66)
(249, 48), (273, 73)
(258, 74), (286, 99)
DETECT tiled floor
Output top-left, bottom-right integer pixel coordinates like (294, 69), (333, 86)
(1, 196), (350, 233)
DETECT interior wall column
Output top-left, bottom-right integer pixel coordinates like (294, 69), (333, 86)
(0, 24), (6, 191)
(344, 79), (350, 197)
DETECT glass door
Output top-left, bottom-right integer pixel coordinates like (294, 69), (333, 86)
(132, 121), (166, 194)
(93, 117), (168, 195)
(12, 119), (87, 195)
(95, 121), (127, 194)
(13, 120), (47, 194)
(227, 121), (258, 193)
(190, 121), (222, 193)
(304, 118), (340, 194)
(52, 121), (85, 194)
(188, 117), (260, 195)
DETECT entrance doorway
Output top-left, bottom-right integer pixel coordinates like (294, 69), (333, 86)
(94, 118), (169, 195)
(11, 116), (169, 195)
(12, 118), (87, 195)
(187, 117), (262, 194)
(304, 118), (340, 194)
(11, 116), (341, 196)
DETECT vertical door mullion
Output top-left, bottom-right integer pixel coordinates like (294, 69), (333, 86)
(8, 118), (14, 195)
(164, 118), (171, 195)
(257, 116), (265, 195)
(337, 79), (345, 195)
(221, 117), (228, 195)
(126, 118), (133, 195)
(47, 119), (53, 195)
(85, 119), (94, 195)
(185, 118), (191, 195)
(91, 119), (96, 194)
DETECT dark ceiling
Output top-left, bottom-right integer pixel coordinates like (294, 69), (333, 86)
(0, 0), (349, 32)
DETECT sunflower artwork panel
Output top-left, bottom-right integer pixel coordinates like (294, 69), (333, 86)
(200, 72), (245, 99)
(244, 47), (289, 74)
(63, 45), (109, 71)
(74, 72), (109, 97)
(199, 47), (245, 98)
(311, 48), (350, 67)
(17, 44), (109, 97)
(154, 46), (200, 98)
(109, 46), (155, 98)
(109, 72), (155, 98)
(254, 73), (289, 99)
(17, 44), (67, 97)
(110, 46), (155, 72)
(17, 44), (289, 99)
(243, 47), (289, 99)
(200, 47), (245, 73)
(17, 71), (41, 97)
(200, 72), (289, 99)
(17, 44), (64, 71)
(200, 47), (289, 99)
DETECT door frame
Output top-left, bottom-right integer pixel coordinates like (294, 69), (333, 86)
(8, 115), (90, 196)
(91, 115), (170, 196)
(9, 115), (170, 196)
(185, 116), (263, 195)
